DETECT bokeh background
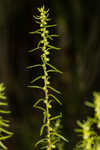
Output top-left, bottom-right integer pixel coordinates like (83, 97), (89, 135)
(0, 0), (100, 149)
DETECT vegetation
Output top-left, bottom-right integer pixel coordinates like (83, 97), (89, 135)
(75, 92), (100, 150)
(0, 83), (13, 150)
(0, 1), (100, 150)
(27, 5), (67, 150)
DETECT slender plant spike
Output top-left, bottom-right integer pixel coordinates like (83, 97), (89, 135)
(28, 5), (67, 150)
(0, 83), (13, 150)
(74, 92), (100, 150)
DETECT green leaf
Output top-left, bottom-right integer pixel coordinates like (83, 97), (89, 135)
(37, 41), (42, 48)
(41, 146), (48, 149)
(35, 21), (41, 24)
(1, 119), (10, 123)
(35, 138), (48, 147)
(47, 63), (62, 74)
(0, 102), (8, 106)
(30, 76), (43, 84)
(76, 121), (83, 128)
(28, 47), (41, 53)
(0, 110), (11, 114)
(0, 128), (13, 135)
(40, 124), (47, 136)
(29, 29), (41, 34)
(50, 34), (59, 37)
(0, 141), (7, 150)
(35, 106), (46, 112)
(0, 95), (6, 100)
(47, 69), (61, 74)
(0, 135), (12, 141)
(33, 15), (40, 20)
(43, 111), (47, 123)
(74, 129), (82, 133)
(48, 86), (61, 94)
(33, 98), (44, 107)
(50, 113), (62, 121)
(26, 64), (42, 69)
(48, 94), (62, 105)
(27, 85), (43, 91)
(52, 139), (59, 145)
(46, 24), (57, 28)
(85, 101), (94, 108)
(0, 120), (9, 127)
(51, 132), (68, 142)
(48, 45), (61, 50)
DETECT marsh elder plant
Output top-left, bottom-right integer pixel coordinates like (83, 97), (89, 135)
(0, 83), (13, 150)
(74, 92), (100, 150)
(27, 5), (67, 150)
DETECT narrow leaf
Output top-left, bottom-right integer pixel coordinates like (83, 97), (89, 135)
(46, 24), (57, 28)
(74, 129), (82, 133)
(35, 106), (46, 112)
(0, 102), (8, 106)
(47, 63), (62, 74)
(77, 121), (83, 128)
(0, 141), (7, 150)
(33, 15), (40, 20)
(2, 119), (10, 123)
(48, 94), (62, 105)
(27, 85), (43, 91)
(0, 128), (13, 135)
(85, 101), (94, 108)
(48, 45), (61, 50)
(26, 64), (42, 69)
(28, 47), (41, 53)
(43, 111), (47, 123)
(52, 132), (68, 142)
(29, 29), (41, 34)
(0, 96), (6, 100)
(35, 138), (48, 147)
(48, 86), (61, 94)
(41, 146), (48, 149)
(50, 113), (62, 121)
(0, 121), (9, 127)
(35, 21), (41, 24)
(47, 69), (60, 73)
(31, 76), (43, 84)
(50, 34), (59, 38)
(33, 98), (44, 107)
(52, 139), (59, 145)
(0, 135), (12, 140)
(0, 110), (11, 114)
(40, 124), (47, 136)
(37, 41), (42, 48)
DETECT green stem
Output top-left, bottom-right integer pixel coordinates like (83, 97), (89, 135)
(42, 26), (52, 150)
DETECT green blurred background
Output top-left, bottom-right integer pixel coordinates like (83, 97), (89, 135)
(0, 0), (100, 149)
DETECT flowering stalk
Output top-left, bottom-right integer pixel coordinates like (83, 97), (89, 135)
(75, 92), (100, 150)
(75, 118), (95, 150)
(27, 5), (67, 150)
(0, 83), (13, 150)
